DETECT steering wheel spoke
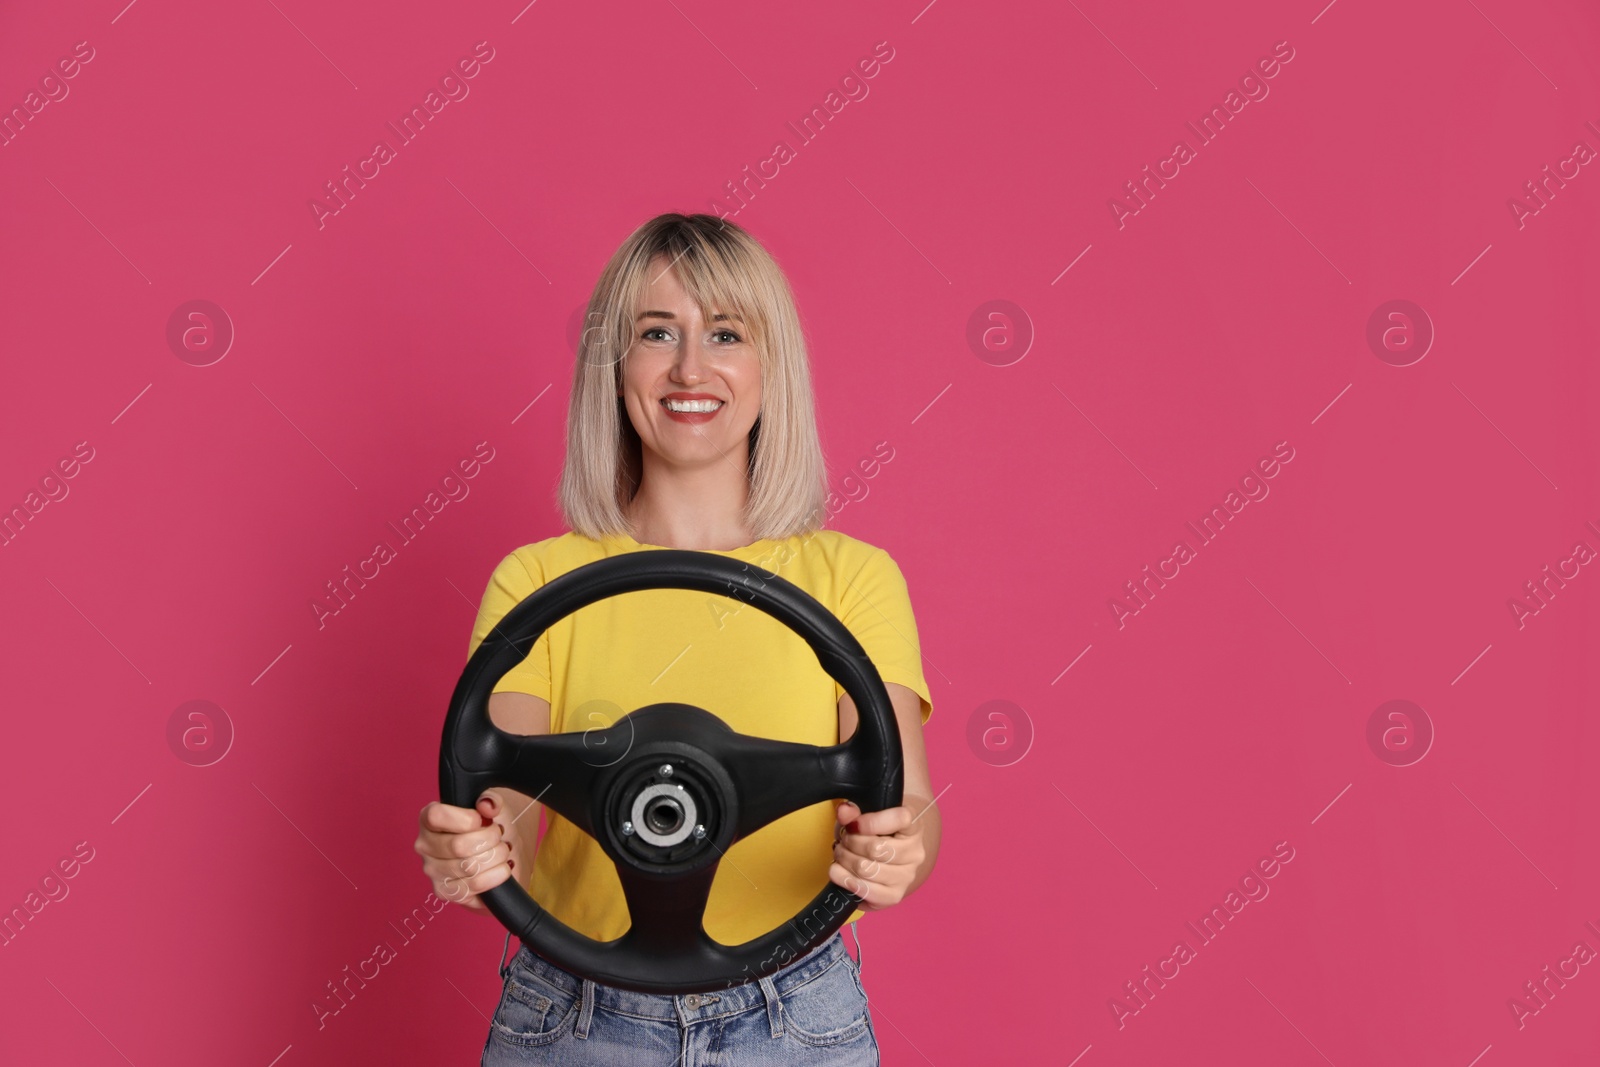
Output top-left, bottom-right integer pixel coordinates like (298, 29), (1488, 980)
(712, 732), (868, 840)
(616, 860), (719, 955)
(500, 731), (603, 837)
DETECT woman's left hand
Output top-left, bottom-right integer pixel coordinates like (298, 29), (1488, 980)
(829, 800), (927, 911)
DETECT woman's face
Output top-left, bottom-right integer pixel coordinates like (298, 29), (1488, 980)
(619, 256), (762, 470)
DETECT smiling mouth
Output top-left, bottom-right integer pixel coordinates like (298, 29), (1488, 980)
(661, 398), (724, 413)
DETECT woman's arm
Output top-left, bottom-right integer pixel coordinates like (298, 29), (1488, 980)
(483, 690), (552, 884)
(835, 682), (941, 903)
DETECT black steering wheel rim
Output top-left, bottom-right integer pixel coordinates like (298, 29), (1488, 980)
(439, 548), (903, 994)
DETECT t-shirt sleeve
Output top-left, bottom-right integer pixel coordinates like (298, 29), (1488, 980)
(834, 547), (933, 724)
(468, 549), (552, 703)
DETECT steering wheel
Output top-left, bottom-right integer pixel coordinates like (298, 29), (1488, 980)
(438, 549), (904, 995)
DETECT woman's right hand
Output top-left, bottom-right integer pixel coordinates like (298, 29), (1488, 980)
(415, 791), (520, 912)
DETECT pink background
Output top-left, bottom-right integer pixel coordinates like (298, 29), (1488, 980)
(3, 0), (1599, 1063)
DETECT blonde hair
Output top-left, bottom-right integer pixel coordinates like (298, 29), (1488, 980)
(556, 213), (829, 541)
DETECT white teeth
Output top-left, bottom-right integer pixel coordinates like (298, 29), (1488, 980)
(663, 399), (722, 413)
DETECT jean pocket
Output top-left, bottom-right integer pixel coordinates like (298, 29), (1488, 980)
(489, 967), (576, 1047)
(780, 958), (872, 1048)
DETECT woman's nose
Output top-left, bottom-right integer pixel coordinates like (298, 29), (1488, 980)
(672, 341), (709, 383)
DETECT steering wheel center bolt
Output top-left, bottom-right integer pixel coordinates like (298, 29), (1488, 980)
(659, 764), (674, 777)
(622, 820), (635, 836)
(693, 824), (706, 840)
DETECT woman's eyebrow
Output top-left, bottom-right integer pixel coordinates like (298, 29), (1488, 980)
(635, 310), (745, 323)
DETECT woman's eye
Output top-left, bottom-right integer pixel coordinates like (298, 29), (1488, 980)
(640, 326), (741, 344)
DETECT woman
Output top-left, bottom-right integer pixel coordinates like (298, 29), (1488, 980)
(415, 213), (939, 1064)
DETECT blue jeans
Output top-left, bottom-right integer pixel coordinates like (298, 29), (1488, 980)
(481, 929), (879, 1065)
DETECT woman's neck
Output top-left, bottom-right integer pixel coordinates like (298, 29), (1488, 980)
(624, 476), (757, 552)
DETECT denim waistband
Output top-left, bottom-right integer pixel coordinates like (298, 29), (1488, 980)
(504, 930), (851, 1023)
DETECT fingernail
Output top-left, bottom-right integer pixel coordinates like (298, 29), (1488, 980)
(480, 813), (493, 826)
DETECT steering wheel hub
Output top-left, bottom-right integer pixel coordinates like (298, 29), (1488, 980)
(603, 737), (729, 868)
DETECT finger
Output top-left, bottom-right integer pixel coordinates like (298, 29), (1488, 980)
(448, 840), (513, 879)
(460, 858), (514, 896)
(416, 822), (501, 865)
(836, 839), (904, 883)
(443, 826), (509, 862)
(833, 842), (865, 880)
(837, 836), (900, 869)
(421, 801), (481, 834)
(416, 823), (492, 860)
(437, 876), (479, 906)
(835, 831), (883, 861)
(438, 876), (492, 908)
(847, 805), (912, 837)
(434, 850), (509, 898)
(477, 792), (504, 826)
(425, 846), (500, 889)
(828, 862), (878, 907)
(439, 852), (514, 899)
(436, 874), (488, 910)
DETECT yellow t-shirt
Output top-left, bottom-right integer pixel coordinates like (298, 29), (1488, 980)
(467, 527), (933, 946)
